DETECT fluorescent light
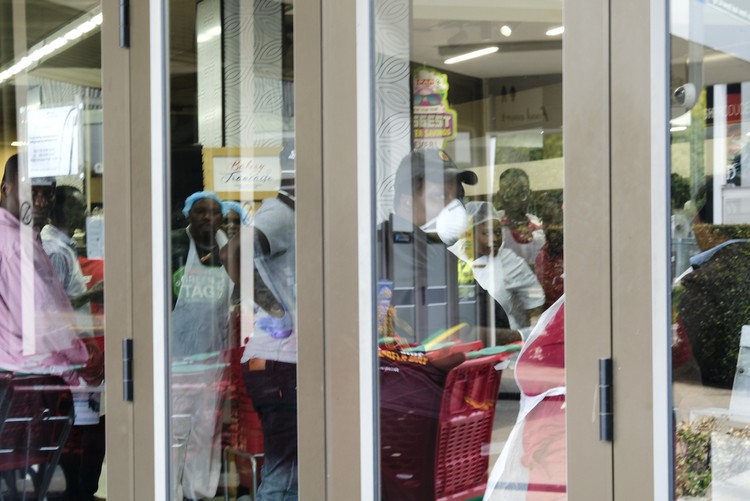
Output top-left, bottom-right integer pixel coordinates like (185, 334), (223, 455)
(0, 6), (101, 85)
(670, 126), (687, 132)
(10, 141), (25, 147)
(500, 25), (512, 37)
(444, 46), (498, 65)
(546, 26), (565, 37)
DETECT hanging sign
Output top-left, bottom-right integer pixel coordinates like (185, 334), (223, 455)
(412, 67), (457, 149)
(202, 147), (283, 200)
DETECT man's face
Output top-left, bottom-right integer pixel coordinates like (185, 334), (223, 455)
(0, 178), (20, 220)
(474, 220), (502, 258)
(188, 198), (223, 239)
(499, 175), (530, 214)
(31, 185), (55, 229)
(223, 210), (241, 239)
(412, 178), (458, 227)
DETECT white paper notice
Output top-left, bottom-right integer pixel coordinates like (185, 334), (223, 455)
(27, 106), (81, 178)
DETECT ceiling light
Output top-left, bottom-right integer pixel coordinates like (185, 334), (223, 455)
(546, 26), (565, 37)
(444, 46), (499, 65)
(500, 25), (512, 37)
(670, 126), (687, 132)
(0, 6), (101, 86)
(10, 141), (25, 147)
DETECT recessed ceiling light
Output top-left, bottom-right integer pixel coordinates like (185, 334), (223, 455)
(444, 46), (499, 65)
(500, 25), (512, 37)
(546, 26), (565, 37)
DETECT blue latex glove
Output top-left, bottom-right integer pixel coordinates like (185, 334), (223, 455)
(257, 309), (294, 339)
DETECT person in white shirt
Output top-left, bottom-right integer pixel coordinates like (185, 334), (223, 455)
(450, 201), (545, 335)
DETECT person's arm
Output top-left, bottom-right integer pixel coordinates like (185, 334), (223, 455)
(220, 227), (283, 316)
(70, 280), (104, 310)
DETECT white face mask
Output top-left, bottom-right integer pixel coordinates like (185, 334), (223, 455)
(420, 198), (469, 246)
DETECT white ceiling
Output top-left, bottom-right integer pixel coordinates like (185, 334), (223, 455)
(410, 0), (563, 79)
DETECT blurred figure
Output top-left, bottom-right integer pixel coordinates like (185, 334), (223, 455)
(450, 201), (544, 336)
(41, 186), (104, 309)
(170, 191), (233, 500)
(41, 185), (105, 501)
(0, 154), (98, 377)
(497, 169), (545, 267)
(222, 187), (298, 501)
(535, 196), (564, 310)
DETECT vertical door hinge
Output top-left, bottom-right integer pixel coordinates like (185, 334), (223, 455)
(123, 339), (134, 401)
(119, 0), (130, 48)
(599, 358), (613, 441)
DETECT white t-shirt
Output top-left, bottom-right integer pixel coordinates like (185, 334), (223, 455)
(450, 240), (545, 330)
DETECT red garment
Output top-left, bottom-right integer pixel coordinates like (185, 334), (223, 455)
(78, 257), (104, 315)
(515, 302), (566, 500)
(535, 244), (564, 310)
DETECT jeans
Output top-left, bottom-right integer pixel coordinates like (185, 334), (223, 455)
(243, 361), (298, 501)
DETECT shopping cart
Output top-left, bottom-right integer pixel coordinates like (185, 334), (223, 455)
(0, 374), (74, 501)
(380, 346), (509, 501)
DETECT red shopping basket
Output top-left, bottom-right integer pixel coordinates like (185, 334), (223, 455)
(380, 348), (506, 501)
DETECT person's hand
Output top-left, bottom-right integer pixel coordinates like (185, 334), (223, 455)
(78, 338), (104, 386)
(257, 307), (293, 339)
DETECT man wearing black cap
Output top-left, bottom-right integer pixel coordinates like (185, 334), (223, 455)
(378, 148), (481, 343)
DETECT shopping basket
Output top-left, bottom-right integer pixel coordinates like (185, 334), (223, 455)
(380, 346), (509, 501)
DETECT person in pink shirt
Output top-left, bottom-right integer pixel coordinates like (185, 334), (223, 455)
(0, 154), (94, 377)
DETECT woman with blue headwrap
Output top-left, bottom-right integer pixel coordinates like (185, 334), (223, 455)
(221, 200), (250, 240)
(170, 190), (234, 500)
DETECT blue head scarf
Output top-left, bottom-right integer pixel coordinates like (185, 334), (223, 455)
(221, 201), (251, 226)
(182, 191), (224, 217)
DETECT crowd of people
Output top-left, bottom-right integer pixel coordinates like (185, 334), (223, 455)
(1, 146), (569, 500)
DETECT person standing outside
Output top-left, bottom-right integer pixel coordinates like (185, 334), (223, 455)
(170, 190), (234, 500)
(496, 168), (545, 268)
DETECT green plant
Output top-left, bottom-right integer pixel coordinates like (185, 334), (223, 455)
(675, 417), (750, 499)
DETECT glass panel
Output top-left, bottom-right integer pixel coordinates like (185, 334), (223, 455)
(0, 2), (106, 499)
(670, 2), (750, 499)
(372, 2), (565, 498)
(167, 0), (296, 499)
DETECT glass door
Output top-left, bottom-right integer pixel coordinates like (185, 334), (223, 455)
(0, 2), (110, 500)
(164, 0), (302, 499)
(367, 1), (613, 499)
(668, 1), (750, 499)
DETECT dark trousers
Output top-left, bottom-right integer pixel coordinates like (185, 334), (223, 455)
(243, 361), (298, 501)
(59, 417), (106, 501)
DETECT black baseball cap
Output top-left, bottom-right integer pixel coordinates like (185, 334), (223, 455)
(395, 148), (478, 190)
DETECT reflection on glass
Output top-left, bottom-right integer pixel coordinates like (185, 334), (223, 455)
(670, 3), (750, 498)
(0, 2), (106, 499)
(372, 2), (564, 499)
(168, 0), (296, 499)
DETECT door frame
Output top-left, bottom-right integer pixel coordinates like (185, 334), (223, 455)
(109, 0), (675, 498)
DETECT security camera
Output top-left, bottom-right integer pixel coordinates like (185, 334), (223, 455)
(672, 83), (697, 110)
